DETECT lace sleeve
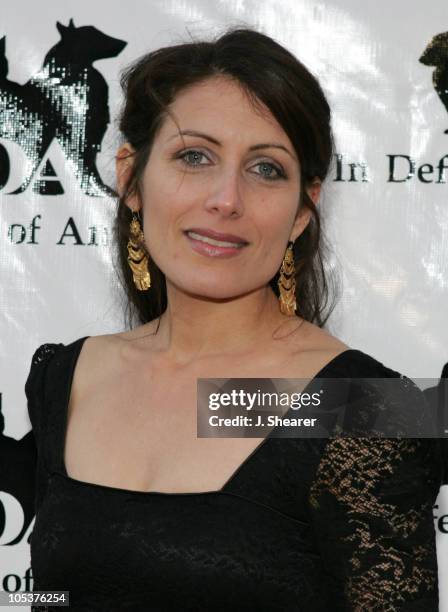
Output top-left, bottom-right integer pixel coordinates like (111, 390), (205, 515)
(24, 342), (63, 512)
(308, 436), (441, 611)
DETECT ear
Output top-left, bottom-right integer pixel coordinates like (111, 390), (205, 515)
(289, 177), (322, 243)
(115, 142), (140, 212)
(68, 18), (75, 29)
(56, 21), (66, 36)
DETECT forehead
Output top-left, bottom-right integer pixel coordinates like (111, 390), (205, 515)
(161, 76), (290, 144)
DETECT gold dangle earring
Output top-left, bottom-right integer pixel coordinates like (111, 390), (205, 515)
(278, 240), (297, 316)
(127, 210), (151, 291)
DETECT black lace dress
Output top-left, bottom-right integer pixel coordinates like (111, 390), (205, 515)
(25, 336), (444, 611)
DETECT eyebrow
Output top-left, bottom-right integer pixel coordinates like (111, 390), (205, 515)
(166, 129), (296, 160)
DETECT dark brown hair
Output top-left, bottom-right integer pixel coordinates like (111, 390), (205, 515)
(112, 26), (338, 330)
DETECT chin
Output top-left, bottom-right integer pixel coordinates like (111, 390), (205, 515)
(168, 277), (242, 301)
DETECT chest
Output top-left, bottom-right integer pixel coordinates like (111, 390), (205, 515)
(63, 349), (329, 493)
(31, 472), (326, 610)
(64, 362), (268, 492)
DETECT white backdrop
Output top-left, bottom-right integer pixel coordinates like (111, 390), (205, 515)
(1, 0), (447, 609)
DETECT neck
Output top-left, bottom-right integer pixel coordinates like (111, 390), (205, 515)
(152, 283), (292, 365)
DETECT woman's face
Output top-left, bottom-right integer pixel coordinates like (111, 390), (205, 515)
(117, 75), (321, 301)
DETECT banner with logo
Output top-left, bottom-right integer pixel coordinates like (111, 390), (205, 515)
(1, 0), (447, 608)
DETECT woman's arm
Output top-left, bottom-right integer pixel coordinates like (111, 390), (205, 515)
(24, 342), (63, 514)
(308, 436), (442, 611)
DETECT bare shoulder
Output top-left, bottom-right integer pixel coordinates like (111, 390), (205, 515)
(82, 320), (160, 354)
(298, 319), (349, 353)
(71, 322), (159, 399)
(275, 317), (349, 353)
(274, 318), (350, 377)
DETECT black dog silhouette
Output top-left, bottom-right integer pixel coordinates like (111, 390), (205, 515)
(0, 19), (126, 196)
(0, 395), (37, 545)
(423, 362), (448, 484)
(419, 32), (448, 134)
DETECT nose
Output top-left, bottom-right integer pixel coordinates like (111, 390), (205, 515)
(203, 167), (244, 218)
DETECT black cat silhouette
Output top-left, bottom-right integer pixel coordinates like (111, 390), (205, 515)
(0, 19), (126, 196)
(419, 32), (448, 134)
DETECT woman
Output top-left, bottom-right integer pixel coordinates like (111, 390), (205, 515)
(25, 27), (443, 611)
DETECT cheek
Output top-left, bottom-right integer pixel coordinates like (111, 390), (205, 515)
(251, 229), (283, 281)
(254, 198), (298, 266)
(142, 190), (200, 268)
(141, 177), (183, 235)
(257, 197), (296, 242)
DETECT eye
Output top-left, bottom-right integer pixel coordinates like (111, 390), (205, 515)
(251, 161), (287, 181)
(176, 149), (210, 167)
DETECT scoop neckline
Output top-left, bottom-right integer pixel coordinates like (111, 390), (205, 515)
(56, 335), (361, 497)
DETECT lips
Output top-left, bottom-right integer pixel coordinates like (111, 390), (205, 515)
(184, 227), (248, 245)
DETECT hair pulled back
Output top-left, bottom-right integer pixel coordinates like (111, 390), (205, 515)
(112, 26), (337, 329)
